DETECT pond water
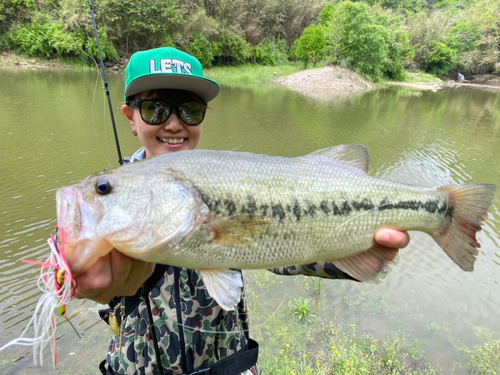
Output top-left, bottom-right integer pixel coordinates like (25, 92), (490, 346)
(0, 66), (499, 374)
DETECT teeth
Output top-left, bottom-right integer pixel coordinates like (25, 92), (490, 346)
(159, 138), (185, 144)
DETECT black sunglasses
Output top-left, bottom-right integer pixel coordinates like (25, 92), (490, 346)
(130, 100), (207, 126)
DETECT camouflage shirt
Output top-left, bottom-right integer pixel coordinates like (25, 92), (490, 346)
(105, 263), (356, 374)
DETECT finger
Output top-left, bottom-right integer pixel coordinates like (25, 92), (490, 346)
(75, 250), (133, 303)
(374, 229), (410, 249)
(119, 259), (155, 297)
(92, 250), (134, 303)
(74, 253), (113, 299)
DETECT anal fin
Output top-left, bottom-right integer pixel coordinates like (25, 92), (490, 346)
(200, 269), (243, 311)
(332, 245), (399, 284)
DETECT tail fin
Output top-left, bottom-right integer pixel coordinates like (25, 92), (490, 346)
(433, 184), (497, 271)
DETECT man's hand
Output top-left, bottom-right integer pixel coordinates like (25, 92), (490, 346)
(373, 228), (410, 261)
(71, 249), (155, 304)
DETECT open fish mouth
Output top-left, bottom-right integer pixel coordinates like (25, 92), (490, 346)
(56, 186), (79, 238)
(56, 186), (99, 245)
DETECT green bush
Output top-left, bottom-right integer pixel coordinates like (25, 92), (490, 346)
(84, 28), (119, 61)
(216, 29), (251, 64)
(383, 28), (413, 80)
(425, 41), (457, 76)
(8, 11), (117, 61)
(48, 23), (83, 56)
(252, 38), (288, 66)
(188, 34), (215, 67)
(10, 15), (55, 57)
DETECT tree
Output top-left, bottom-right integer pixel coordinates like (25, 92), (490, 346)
(319, 1), (406, 81)
(294, 24), (326, 68)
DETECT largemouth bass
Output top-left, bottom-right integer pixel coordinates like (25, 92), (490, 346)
(57, 145), (497, 310)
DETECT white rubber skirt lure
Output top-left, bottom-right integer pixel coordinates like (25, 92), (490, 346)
(0, 229), (75, 366)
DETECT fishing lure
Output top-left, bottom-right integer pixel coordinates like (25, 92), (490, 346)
(0, 229), (76, 366)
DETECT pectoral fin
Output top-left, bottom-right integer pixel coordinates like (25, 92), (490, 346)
(332, 245), (399, 284)
(206, 215), (272, 246)
(200, 269), (244, 311)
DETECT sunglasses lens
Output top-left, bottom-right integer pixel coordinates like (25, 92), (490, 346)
(140, 101), (169, 124)
(179, 102), (206, 125)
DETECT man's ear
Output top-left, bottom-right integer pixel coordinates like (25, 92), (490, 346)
(121, 104), (136, 133)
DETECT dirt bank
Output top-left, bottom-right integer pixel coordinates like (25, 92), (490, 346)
(274, 66), (376, 100)
(0, 51), (128, 71)
(0, 52), (74, 69)
(275, 67), (500, 98)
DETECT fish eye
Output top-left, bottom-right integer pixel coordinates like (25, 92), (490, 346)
(95, 177), (113, 195)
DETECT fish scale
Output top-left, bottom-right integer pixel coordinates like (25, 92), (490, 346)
(57, 145), (497, 310)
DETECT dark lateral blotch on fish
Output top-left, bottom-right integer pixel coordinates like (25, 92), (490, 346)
(202, 195), (452, 222)
(378, 198), (448, 215)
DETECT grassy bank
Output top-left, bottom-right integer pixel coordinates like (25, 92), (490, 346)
(244, 270), (500, 375)
(400, 71), (443, 84)
(205, 62), (306, 88)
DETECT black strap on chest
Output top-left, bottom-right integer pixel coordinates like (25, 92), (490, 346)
(183, 338), (259, 375)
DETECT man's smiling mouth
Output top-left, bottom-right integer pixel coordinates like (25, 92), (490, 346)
(158, 137), (186, 144)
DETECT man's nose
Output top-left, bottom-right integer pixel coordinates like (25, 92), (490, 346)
(163, 110), (183, 131)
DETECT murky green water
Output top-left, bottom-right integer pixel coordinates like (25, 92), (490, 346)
(0, 67), (499, 374)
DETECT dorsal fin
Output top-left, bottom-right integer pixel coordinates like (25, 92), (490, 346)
(307, 144), (370, 172)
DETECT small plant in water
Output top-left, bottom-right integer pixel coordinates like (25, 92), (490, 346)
(290, 297), (316, 323)
(426, 322), (440, 334)
(311, 277), (323, 294)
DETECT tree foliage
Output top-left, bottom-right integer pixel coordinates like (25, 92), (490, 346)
(318, 2), (408, 81)
(293, 24), (326, 68)
(252, 38), (288, 65)
(425, 41), (457, 76)
(0, 0), (498, 78)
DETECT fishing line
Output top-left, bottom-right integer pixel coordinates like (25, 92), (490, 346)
(174, 293), (289, 335)
(81, 47), (113, 169)
(62, 316), (83, 339)
(87, 0), (123, 166)
(122, 291), (289, 340)
(82, 318), (105, 333)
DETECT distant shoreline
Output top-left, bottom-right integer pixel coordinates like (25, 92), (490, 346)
(2, 52), (499, 95)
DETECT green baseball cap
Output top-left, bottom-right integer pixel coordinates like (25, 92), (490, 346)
(124, 47), (220, 102)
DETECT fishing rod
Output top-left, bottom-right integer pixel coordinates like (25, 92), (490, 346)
(87, 0), (124, 166)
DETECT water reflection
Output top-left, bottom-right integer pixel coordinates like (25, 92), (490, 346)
(0, 67), (499, 373)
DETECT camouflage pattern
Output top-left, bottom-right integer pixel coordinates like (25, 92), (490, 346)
(271, 261), (359, 279)
(106, 262), (353, 374)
